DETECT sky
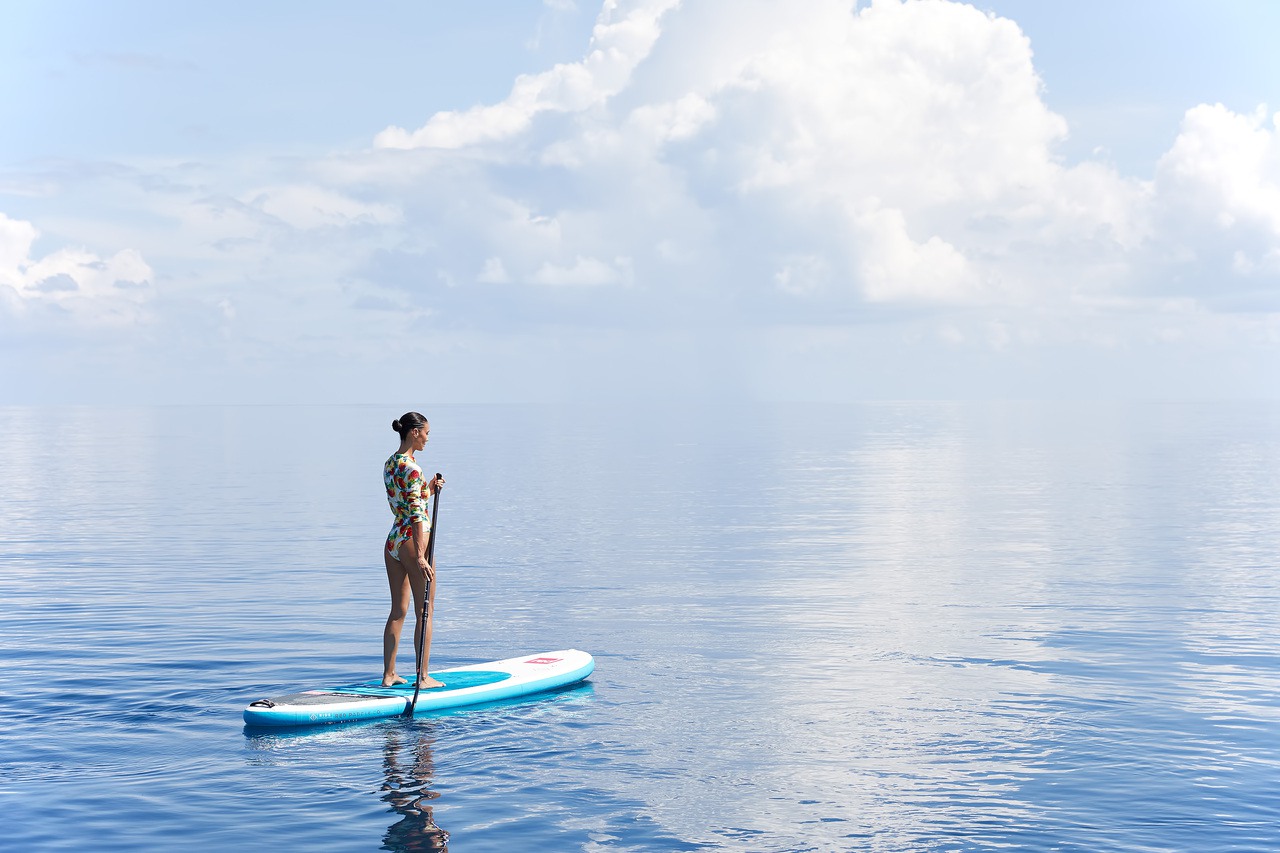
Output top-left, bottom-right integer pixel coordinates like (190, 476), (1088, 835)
(2, 0), (1279, 403)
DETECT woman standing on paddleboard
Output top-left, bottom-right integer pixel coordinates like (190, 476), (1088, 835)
(382, 412), (445, 689)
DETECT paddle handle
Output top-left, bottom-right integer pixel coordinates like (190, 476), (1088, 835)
(426, 473), (442, 568)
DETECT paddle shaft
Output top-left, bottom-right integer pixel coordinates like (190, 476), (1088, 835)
(407, 473), (443, 716)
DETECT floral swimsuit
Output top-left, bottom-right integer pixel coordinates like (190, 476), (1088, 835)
(385, 452), (430, 559)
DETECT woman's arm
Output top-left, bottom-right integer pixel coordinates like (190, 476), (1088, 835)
(412, 519), (433, 582)
(407, 469), (435, 580)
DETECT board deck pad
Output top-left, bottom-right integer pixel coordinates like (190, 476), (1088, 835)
(243, 649), (594, 727)
(334, 670), (511, 697)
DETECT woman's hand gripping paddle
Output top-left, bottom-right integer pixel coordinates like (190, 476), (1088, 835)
(407, 473), (443, 717)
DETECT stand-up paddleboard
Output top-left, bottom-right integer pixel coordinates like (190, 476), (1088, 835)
(243, 649), (594, 727)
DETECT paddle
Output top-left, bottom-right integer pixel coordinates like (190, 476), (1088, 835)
(407, 473), (443, 717)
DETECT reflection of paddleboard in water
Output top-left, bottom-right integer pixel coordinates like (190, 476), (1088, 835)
(243, 649), (594, 727)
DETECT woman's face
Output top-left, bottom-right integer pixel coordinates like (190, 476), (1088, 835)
(412, 423), (430, 451)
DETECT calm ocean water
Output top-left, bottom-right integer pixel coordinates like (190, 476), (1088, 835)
(1, 402), (1278, 852)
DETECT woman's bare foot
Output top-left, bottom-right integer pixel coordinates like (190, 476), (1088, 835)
(417, 676), (445, 689)
(381, 674), (408, 687)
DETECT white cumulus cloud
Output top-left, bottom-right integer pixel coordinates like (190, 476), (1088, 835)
(354, 0), (1159, 318)
(375, 0), (682, 150)
(0, 212), (153, 327)
(1150, 103), (1280, 294)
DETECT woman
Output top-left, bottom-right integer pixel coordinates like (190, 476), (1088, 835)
(382, 411), (445, 689)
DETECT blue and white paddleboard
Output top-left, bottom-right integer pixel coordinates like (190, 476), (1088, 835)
(243, 649), (594, 727)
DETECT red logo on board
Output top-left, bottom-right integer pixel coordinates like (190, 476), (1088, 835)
(525, 657), (562, 665)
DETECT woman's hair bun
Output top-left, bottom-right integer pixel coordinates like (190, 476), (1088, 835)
(392, 411), (427, 439)
(391, 409), (427, 438)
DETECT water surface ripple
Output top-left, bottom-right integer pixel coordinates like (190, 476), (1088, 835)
(1, 402), (1277, 851)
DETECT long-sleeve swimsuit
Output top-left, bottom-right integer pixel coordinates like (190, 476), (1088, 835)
(385, 452), (430, 560)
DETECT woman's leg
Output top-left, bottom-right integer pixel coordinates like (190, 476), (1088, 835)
(399, 544), (444, 689)
(382, 547), (412, 686)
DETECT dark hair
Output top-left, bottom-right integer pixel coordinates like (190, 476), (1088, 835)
(392, 411), (428, 439)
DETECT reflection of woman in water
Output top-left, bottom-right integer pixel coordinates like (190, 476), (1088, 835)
(381, 725), (449, 852)
(383, 412), (445, 689)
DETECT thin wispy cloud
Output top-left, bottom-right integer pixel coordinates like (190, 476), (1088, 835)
(71, 51), (199, 73)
